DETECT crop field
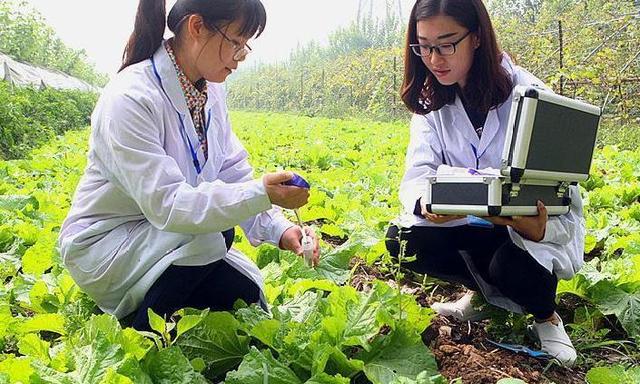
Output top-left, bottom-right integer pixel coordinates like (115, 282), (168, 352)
(0, 111), (638, 383)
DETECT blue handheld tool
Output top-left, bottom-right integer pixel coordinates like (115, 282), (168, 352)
(281, 172), (314, 267)
(282, 173), (311, 189)
(486, 339), (552, 359)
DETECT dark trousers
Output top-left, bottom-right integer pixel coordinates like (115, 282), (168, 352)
(131, 260), (262, 331)
(131, 228), (262, 331)
(385, 224), (558, 319)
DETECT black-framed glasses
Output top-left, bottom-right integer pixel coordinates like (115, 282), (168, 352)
(211, 24), (252, 62)
(410, 31), (472, 57)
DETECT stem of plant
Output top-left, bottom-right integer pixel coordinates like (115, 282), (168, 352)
(396, 237), (408, 322)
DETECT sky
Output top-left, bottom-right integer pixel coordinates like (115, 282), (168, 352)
(24, 0), (414, 77)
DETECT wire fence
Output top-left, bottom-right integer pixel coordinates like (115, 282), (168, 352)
(228, 13), (640, 124)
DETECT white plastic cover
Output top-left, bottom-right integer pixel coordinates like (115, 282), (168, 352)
(0, 51), (99, 92)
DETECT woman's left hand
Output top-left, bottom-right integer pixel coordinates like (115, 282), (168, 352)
(279, 225), (320, 266)
(486, 200), (548, 242)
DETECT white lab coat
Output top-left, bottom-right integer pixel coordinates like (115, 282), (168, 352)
(395, 55), (585, 311)
(58, 43), (293, 319)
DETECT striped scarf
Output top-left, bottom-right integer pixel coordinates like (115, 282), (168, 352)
(164, 40), (208, 160)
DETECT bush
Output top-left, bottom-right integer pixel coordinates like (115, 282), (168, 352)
(0, 81), (97, 160)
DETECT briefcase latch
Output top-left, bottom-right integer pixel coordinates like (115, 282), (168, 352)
(556, 181), (570, 198)
(510, 182), (521, 198)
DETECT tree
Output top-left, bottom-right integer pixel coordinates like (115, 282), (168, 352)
(0, 0), (108, 86)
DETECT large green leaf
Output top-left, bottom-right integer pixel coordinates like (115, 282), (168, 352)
(21, 229), (57, 276)
(0, 356), (35, 384)
(590, 281), (640, 340)
(30, 360), (76, 384)
(143, 346), (208, 384)
(0, 194), (39, 212)
(586, 365), (640, 384)
(175, 311), (250, 379)
(21, 313), (66, 335)
(72, 335), (126, 383)
(17, 333), (51, 365)
(72, 314), (152, 361)
(113, 356), (153, 384)
(311, 343), (364, 378)
(274, 290), (323, 324)
(323, 286), (381, 350)
(314, 236), (371, 284)
(249, 319), (281, 348)
(225, 347), (303, 384)
(357, 324), (438, 384)
(369, 280), (434, 333)
(305, 372), (350, 384)
(0, 304), (15, 340)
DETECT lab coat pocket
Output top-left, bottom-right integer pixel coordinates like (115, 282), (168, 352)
(64, 220), (143, 277)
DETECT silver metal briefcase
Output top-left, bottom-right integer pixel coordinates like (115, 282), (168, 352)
(425, 85), (601, 217)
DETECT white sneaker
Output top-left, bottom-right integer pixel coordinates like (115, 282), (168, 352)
(430, 291), (489, 322)
(531, 313), (577, 367)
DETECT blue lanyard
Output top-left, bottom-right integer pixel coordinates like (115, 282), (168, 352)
(151, 56), (211, 175)
(470, 143), (481, 169)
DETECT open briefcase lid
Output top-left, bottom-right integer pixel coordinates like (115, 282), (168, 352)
(501, 85), (601, 184)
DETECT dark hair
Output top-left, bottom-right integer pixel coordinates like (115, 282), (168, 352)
(120, 0), (266, 72)
(401, 0), (512, 115)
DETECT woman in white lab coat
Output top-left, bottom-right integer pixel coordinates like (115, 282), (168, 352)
(385, 0), (585, 366)
(58, 0), (319, 330)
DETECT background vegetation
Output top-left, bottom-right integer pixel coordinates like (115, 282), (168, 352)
(0, 82), (97, 160)
(0, 0), (108, 87)
(227, 0), (640, 147)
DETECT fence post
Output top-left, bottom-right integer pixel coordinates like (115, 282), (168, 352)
(321, 68), (325, 110)
(393, 56), (398, 118)
(300, 67), (304, 111)
(558, 20), (564, 95)
(350, 86), (354, 107)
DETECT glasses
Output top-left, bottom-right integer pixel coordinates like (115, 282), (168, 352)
(211, 24), (252, 62)
(410, 31), (471, 57)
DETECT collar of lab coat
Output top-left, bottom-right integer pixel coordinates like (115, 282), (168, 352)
(450, 94), (501, 159)
(152, 42), (223, 179)
(152, 41), (218, 117)
(448, 53), (516, 160)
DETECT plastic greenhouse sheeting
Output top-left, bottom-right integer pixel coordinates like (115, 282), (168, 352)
(0, 51), (99, 92)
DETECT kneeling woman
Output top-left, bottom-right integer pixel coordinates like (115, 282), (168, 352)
(59, 0), (319, 330)
(386, 0), (584, 366)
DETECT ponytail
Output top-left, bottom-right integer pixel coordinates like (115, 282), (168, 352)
(119, 0), (267, 72)
(120, 0), (167, 72)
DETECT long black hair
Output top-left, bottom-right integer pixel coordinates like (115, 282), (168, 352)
(401, 0), (512, 115)
(120, 0), (266, 72)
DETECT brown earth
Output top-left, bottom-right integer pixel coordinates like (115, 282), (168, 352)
(346, 259), (634, 384)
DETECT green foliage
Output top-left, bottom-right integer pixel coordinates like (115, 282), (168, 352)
(228, 46), (408, 122)
(0, 81), (96, 160)
(2, 111), (640, 381)
(0, 118), (438, 384)
(228, 7), (408, 122)
(228, 0), (640, 145)
(586, 364), (640, 384)
(290, 10), (404, 63)
(0, 0), (108, 87)
(491, 0), (640, 138)
(554, 146), (640, 346)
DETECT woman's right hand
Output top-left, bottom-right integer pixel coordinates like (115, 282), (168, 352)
(419, 197), (464, 224)
(263, 171), (310, 209)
